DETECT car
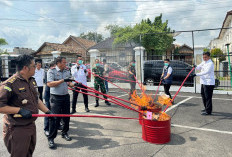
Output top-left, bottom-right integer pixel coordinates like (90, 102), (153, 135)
(143, 60), (195, 86)
(108, 62), (123, 71)
(108, 69), (128, 83)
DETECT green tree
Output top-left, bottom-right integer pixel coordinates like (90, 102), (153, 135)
(203, 48), (210, 52)
(210, 48), (225, 62)
(0, 38), (8, 54)
(105, 25), (121, 37)
(79, 32), (104, 43)
(106, 14), (174, 55)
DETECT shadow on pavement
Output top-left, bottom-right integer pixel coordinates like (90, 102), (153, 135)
(61, 121), (120, 150)
(167, 133), (186, 145)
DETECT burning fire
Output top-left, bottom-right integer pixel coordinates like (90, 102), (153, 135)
(130, 91), (172, 121)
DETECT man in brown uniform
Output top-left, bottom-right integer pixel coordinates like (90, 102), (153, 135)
(0, 54), (51, 157)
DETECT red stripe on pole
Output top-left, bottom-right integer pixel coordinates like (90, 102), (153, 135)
(163, 67), (195, 112)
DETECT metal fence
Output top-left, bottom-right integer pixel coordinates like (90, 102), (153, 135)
(97, 49), (134, 83)
(143, 53), (195, 87)
(213, 54), (232, 90)
(1, 53), (232, 91)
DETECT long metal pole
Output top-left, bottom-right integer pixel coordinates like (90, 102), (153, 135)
(225, 44), (232, 88)
(192, 31), (196, 93)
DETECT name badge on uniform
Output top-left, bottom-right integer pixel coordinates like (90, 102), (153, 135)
(22, 99), (28, 104)
(19, 87), (26, 93)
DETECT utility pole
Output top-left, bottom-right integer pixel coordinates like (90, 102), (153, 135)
(192, 31), (196, 93)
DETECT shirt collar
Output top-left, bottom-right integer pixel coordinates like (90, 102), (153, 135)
(16, 72), (33, 81)
(56, 66), (61, 72)
(205, 59), (212, 64)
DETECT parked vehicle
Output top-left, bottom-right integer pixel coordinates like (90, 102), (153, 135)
(143, 60), (195, 86)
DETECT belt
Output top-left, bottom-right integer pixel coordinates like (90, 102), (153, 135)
(51, 94), (69, 97)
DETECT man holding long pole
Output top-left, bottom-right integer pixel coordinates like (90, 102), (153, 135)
(193, 52), (215, 115)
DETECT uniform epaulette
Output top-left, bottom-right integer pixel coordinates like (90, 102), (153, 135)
(7, 76), (17, 84)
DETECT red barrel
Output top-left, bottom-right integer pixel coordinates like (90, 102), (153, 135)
(138, 107), (161, 125)
(142, 118), (171, 144)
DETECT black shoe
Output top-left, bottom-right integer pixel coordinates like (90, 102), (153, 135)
(201, 109), (206, 112)
(62, 134), (72, 141)
(48, 139), (56, 149)
(105, 101), (111, 106)
(44, 131), (49, 137)
(201, 112), (212, 116)
(95, 101), (99, 107)
(85, 107), (90, 112)
(71, 110), (76, 114)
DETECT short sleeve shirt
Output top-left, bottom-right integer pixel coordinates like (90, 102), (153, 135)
(47, 66), (71, 95)
(0, 73), (39, 126)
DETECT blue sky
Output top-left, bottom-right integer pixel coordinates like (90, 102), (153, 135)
(0, 0), (231, 52)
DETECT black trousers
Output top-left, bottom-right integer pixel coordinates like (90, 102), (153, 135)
(129, 81), (136, 97)
(201, 84), (214, 114)
(38, 86), (43, 101)
(44, 86), (50, 131)
(72, 83), (88, 110)
(48, 94), (70, 140)
(164, 84), (172, 99)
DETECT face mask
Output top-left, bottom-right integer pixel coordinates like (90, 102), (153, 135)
(96, 63), (100, 67)
(78, 60), (83, 65)
(132, 63), (136, 66)
(164, 63), (169, 66)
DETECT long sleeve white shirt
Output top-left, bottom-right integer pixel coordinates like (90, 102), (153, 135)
(34, 68), (45, 87)
(71, 64), (88, 86)
(196, 59), (215, 85)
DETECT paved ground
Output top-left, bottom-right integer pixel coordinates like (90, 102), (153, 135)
(0, 89), (232, 157)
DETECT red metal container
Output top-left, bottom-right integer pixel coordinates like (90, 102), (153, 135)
(138, 107), (161, 125)
(142, 118), (171, 144)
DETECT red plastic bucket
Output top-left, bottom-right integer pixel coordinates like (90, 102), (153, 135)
(142, 118), (171, 144)
(138, 107), (161, 125)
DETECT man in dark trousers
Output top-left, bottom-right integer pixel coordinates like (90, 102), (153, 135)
(128, 60), (136, 99)
(33, 61), (45, 101)
(92, 59), (111, 107)
(71, 56), (89, 113)
(160, 59), (173, 99)
(47, 56), (74, 149)
(43, 61), (55, 137)
(194, 52), (215, 115)
(0, 54), (51, 157)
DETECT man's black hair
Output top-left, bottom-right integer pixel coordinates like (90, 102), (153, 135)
(164, 59), (170, 62)
(55, 56), (66, 65)
(49, 61), (55, 68)
(203, 51), (210, 57)
(16, 54), (34, 72)
(131, 60), (136, 63)
(103, 59), (106, 62)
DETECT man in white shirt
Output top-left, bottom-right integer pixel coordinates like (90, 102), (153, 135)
(71, 56), (89, 113)
(34, 61), (45, 101)
(194, 52), (215, 115)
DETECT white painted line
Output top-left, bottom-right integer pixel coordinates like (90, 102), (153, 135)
(175, 95), (232, 101)
(166, 97), (193, 112)
(137, 93), (232, 101)
(172, 124), (232, 135)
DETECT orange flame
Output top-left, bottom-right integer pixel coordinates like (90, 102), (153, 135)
(130, 90), (171, 121)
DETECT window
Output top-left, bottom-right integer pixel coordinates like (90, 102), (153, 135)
(144, 63), (153, 68)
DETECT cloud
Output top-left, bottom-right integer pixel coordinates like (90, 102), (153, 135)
(0, 0), (13, 6)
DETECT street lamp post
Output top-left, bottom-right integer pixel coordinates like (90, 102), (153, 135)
(225, 43), (232, 88)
